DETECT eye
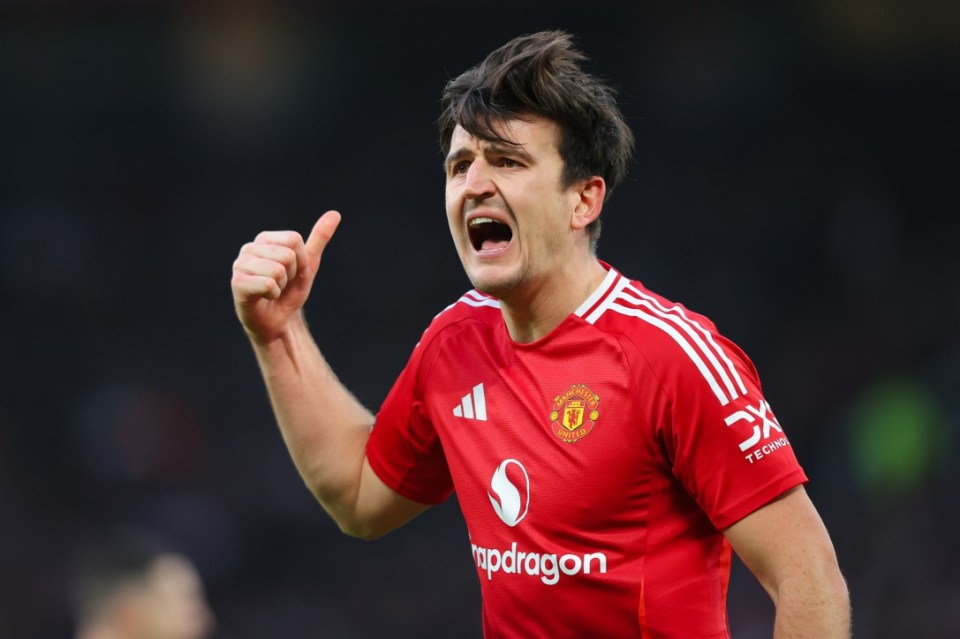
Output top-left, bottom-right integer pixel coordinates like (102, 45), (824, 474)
(452, 161), (470, 175)
(499, 157), (520, 169)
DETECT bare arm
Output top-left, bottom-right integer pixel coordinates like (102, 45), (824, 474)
(231, 211), (428, 539)
(725, 486), (851, 638)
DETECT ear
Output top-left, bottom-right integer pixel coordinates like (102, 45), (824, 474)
(570, 176), (606, 231)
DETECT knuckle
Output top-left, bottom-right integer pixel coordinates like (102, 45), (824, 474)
(253, 230), (303, 248)
(234, 249), (253, 265)
(281, 245), (298, 263)
(267, 280), (283, 299)
(237, 242), (256, 258)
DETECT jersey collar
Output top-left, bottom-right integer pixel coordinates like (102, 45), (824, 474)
(574, 261), (621, 318)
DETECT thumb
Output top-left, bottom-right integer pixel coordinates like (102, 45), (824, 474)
(305, 210), (342, 266)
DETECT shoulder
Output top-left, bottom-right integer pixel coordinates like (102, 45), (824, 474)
(580, 269), (718, 351)
(415, 289), (502, 351)
(580, 268), (755, 407)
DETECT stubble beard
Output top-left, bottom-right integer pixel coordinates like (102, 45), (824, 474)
(464, 260), (529, 302)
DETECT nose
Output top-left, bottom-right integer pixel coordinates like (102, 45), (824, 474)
(463, 159), (497, 200)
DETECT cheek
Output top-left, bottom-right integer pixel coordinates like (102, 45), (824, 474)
(445, 205), (461, 237)
(444, 189), (459, 222)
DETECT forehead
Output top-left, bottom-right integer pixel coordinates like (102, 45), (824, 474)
(450, 115), (562, 155)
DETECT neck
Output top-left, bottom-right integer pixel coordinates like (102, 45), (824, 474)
(499, 257), (607, 343)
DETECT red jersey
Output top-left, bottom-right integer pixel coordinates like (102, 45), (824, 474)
(366, 263), (807, 638)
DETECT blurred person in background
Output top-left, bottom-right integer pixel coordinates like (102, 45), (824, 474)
(71, 526), (215, 639)
(231, 30), (849, 637)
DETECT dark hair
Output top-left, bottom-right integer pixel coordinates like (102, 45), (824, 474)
(70, 525), (179, 627)
(439, 30), (634, 247)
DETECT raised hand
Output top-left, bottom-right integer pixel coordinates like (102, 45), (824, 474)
(231, 210), (342, 344)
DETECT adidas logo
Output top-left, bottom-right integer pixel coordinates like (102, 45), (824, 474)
(453, 383), (487, 421)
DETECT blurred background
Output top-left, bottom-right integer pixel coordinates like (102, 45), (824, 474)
(1, 1), (958, 637)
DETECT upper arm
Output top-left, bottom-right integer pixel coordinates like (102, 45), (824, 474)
(346, 458), (431, 540)
(724, 486), (845, 601)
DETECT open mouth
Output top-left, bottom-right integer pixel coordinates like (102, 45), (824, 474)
(468, 217), (513, 252)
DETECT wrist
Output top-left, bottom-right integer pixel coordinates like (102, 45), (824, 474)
(245, 310), (309, 349)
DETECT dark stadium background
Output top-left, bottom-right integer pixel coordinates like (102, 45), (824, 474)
(1, 2), (957, 637)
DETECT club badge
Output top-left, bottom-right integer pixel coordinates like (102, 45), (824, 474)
(549, 384), (600, 443)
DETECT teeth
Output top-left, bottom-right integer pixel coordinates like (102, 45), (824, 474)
(469, 217), (496, 227)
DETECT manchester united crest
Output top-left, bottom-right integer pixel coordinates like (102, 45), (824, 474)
(549, 384), (600, 443)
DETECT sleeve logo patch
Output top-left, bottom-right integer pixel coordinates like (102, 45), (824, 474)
(724, 399), (790, 464)
(549, 384), (600, 443)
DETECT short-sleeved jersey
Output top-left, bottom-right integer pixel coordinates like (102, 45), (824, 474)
(366, 263), (807, 638)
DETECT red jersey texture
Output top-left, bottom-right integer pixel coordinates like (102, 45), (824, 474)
(366, 263), (808, 638)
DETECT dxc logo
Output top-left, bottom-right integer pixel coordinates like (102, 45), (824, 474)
(488, 459), (530, 527)
(724, 399), (783, 452)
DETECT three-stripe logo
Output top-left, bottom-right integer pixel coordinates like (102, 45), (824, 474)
(453, 383), (487, 421)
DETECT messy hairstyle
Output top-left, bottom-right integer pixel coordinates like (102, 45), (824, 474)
(439, 30), (634, 248)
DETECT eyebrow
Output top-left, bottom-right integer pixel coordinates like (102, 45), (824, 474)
(443, 143), (536, 171)
(444, 147), (473, 171)
(486, 142), (535, 164)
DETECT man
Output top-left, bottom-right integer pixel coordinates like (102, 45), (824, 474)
(231, 31), (850, 637)
(71, 527), (215, 639)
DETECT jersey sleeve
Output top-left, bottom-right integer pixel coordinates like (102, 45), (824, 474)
(366, 329), (455, 506)
(654, 329), (808, 530)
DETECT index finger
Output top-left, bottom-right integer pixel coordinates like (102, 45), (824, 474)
(251, 229), (309, 283)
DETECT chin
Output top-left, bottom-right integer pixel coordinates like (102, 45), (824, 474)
(466, 265), (525, 300)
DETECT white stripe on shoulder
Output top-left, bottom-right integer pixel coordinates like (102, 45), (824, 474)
(622, 284), (747, 397)
(607, 302), (732, 406)
(585, 278), (745, 406)
(617, 285), (746, 399)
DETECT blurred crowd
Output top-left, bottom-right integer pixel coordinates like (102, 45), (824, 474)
(1, 2), (957, 637)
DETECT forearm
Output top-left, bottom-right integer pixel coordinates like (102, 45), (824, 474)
(251, 313), (375, 528)
(772, 569), (851, 638)
(725, 487), (851, 639)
